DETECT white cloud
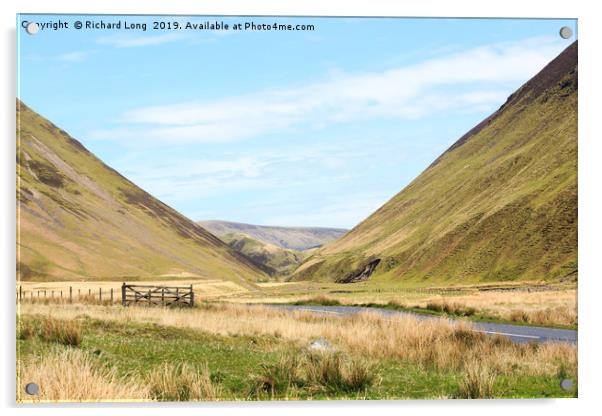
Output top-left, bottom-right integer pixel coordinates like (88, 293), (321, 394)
(90, 36), (567, 144)
(56, 50), (98, 62)
(124, 156), (267, 182)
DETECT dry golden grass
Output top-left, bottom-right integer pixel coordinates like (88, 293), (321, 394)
(456, 361), (497, 399)
(415, 291), (577, 326)
(147, 362), (222, 401)
(18, 316), (82, 346)
(507, 306), (576, 326)
(20, 302), (576, 378)
(250, 351), (376, 399)
(17, 348), (150, 402)
(17, 293), (118, 308)
(263, 287), (577, 327)
(40, 317), (82, 347)
(18, 279), (577, 327)
(424, 301), (476, 317)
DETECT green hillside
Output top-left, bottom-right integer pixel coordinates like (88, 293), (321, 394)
(16, 101), (267, 284)
(198, 220), (348, 251)
(293, 42), (577, 285)
(220, 232), (310, 276)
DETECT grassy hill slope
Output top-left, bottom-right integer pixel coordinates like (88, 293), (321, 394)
(16, 101), (267, 283)
(198, 220), (348, 251)
(220, 233), (310, 276)
(293, 42), (577, 285)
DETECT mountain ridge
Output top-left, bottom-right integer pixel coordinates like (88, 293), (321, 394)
(17, 100), (267, 284)
(198, 220), (348, 251)
(292, 41), (578, 285)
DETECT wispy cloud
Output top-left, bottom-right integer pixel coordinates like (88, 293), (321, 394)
(56, 50), (98, 62)
(89, 36), (566, 144)
(259, 193), (392, 228)
(111, 136), (407, 206)
(97, 33), (188, 48)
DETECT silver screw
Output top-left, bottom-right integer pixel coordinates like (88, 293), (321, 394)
(25, 22), (39, 35)
(560, 379), (574, 391)
(559, 26), (573, 39)
(25, 382), (39, 395)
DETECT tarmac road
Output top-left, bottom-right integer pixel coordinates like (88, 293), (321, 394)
(268, 304), (577, 344)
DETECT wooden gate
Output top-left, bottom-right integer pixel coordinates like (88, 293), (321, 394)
(121, 283), (194, 307)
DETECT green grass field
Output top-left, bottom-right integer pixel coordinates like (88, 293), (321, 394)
(17, 302), (577, 402)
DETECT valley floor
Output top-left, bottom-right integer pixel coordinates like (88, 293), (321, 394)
(18, 279), (576, 327)
(17, 293), (577, 402)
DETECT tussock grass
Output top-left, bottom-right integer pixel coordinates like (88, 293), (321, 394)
(17, 349), (150, 402)
(456, 362), (497, 399)
(305, 352), (375, 394)
(284, 288), (576, 327)
(425, 301), (477, 317)
(418, 291), (577, 327)
(40, 317), (82, 347)
(22, 303), (577, 379)
(18, 320), (36, 340)
(509, 306), (576, 326)
(385, 299), (410, 309)
(18, 316), (82, 346)
(292, 295), (342, 306)
(147, 362), (222, 401)
(251, 351), (376, 399)
(251, 354), (304, 398)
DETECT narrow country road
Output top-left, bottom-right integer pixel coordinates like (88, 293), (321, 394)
(267, 304), (577, 344)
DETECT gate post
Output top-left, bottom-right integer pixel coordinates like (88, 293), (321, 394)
(121, 283), (126, 306)
(190, 284), (194, 307)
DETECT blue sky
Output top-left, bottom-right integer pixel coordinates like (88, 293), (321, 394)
(17, 15), (577, 228)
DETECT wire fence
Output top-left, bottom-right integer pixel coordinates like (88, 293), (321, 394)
(16, 283), (195, 307)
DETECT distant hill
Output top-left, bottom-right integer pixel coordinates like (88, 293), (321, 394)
(16, 101), (267, 284)
(293, 42), (578, 285)
(220, 233), (310, 276)
(198, 220), (348, 251)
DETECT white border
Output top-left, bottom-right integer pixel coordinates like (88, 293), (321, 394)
(2, 1), (601, 415)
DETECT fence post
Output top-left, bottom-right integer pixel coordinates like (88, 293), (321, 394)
(19, 285), (22, 301)
(161, 287), (165, 306)
(69, 286), (73, 304)
(60, 291), (63, 299)
(78, 289), (81, 299)
(44, 290), (47, 298)
(121, 283), (126, 306)
(30, 291), (33, 301)
(110, 288), (114, 303)
(99, 288), (102, 302)
(190, 284), (194, 307)
(89, 289), (91, 297)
